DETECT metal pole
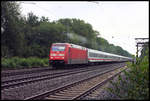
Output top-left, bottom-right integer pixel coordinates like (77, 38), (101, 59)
(135, 38), (149, 64)
(66, 22), (69, 43)
(136, 44), (138, 58)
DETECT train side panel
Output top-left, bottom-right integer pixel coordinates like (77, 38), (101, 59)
(67, 45), (88, 64)
(88, 49), (114, 63)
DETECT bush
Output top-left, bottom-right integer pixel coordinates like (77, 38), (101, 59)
(107, 49), (149, 99)
(1, 57), (49, 69)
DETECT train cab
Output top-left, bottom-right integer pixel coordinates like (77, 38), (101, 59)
(49, 43), (88, 67)
(49, 43), (70, 66)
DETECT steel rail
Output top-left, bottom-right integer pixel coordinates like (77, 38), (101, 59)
(73, 67), (128, 100)
(2, 63), (122, 90)
(24, 64), (126, 100)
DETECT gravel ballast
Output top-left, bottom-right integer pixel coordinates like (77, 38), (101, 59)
(1, 63), (125, 100)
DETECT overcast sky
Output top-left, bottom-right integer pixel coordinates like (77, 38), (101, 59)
(20, 1), (149, 55)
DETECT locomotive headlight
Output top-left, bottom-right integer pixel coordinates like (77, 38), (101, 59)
(51, 54), (56, 56)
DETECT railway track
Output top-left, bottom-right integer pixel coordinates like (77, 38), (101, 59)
(24, 65), (127, 100)
(1, 67), (51, 77)
(1, 63), (123, 90)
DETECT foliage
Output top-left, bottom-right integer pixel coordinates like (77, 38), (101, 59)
(107, 48), (149, 99)
(1, 57), (49, 69)
(1, 1), (132, 60)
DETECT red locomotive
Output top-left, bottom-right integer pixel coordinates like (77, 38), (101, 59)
(49, 43), (132, 68)
(49, 43), (88, 67)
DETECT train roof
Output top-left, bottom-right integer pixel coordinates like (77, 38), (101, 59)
(52, 43), (87, 50)
(52, 43), (70, 45)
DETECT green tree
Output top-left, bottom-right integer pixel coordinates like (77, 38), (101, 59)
(1, 1), (25, 57)
(1, 2), (132, 59)
(40, 16), (49, 23)
(26, 12), (40, 27)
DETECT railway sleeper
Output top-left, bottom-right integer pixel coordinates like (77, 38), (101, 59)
(58, 91), (83, 94)
(45, 96), (72, 100)
(55, 93), (79, 97)
(27, 65), (127, 100)
(46, 94), (75, 99)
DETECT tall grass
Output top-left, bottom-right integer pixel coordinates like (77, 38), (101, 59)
(1, 57), (49, 69)
(107, 50), (149, 99)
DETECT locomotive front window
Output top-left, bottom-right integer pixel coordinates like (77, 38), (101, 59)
(52, 46), (66, 51)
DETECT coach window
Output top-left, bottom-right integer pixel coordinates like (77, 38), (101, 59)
(92, 53), (94, 57)
(93, 53), (95, 57)
(89, 52), (92, 57)
(89, 52), (91, 57)
(104, 55), (106, 58)
(89, 52), (94, 57)
(96, 54), (98, 57)
(99, 54), (101, 57)
(102, 55), (104, 58)
(95, 53), (97, 57)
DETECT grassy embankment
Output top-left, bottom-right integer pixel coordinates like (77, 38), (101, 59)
(107, 50), (149, 99)
(1, 57), (49, 69)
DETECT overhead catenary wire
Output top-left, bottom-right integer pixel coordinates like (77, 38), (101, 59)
(20, 1), (56, 19)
